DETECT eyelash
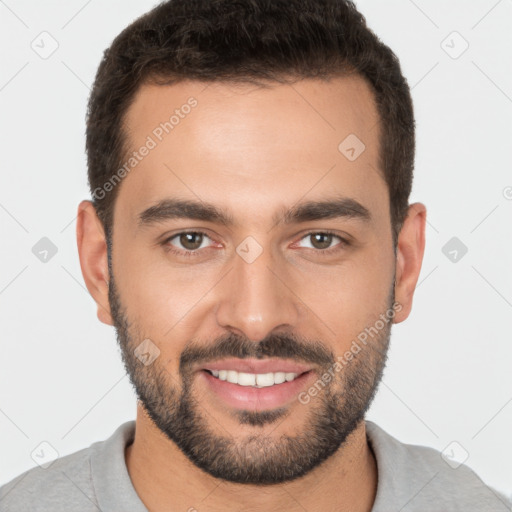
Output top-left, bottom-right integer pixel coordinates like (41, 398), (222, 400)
(161, 230), (349, 258)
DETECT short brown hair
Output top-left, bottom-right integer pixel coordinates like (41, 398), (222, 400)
(86, 0), (415, 244)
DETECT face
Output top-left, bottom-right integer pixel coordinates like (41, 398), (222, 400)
(96, 76), (408, 484)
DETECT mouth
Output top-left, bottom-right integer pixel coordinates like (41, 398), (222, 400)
(204, 368), (308, 388)
(197, 358), (316, 410)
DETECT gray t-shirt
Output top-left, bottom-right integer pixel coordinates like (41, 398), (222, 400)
(1, 420), (510, 511)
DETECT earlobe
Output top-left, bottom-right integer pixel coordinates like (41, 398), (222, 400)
(393, 202), (427, 324)
(76, 200), (114, 326)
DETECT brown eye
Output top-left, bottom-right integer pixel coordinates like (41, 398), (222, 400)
(309, 233), (334, 250)
(294, 231), (348, 255)
(177, 232), (204, 250)
(162, 231), (215, 257)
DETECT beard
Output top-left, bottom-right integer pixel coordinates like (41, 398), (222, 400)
(108, 265), (393, 485)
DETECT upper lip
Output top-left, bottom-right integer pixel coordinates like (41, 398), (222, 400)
(201, 358), (313, 375)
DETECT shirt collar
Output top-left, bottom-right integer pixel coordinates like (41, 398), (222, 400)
(90, 420), (147, 512)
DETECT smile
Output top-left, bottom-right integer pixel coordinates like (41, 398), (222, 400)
(206, 369), (302, 388)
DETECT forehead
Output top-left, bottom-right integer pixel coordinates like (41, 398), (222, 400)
(116, 75), (386, 229)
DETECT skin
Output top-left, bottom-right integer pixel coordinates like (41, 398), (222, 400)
(77, 75), (426, 511)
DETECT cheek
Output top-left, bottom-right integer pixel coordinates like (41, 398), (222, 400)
(114, 249), (229, 374)
(115, 237), (199, 314)
(293, 249), (394, 345)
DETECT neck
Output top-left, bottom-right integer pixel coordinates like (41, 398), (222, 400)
(125, 405), (378, 512)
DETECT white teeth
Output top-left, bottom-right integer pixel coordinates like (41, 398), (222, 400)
(256, 372), (274, 387)
(274, 372), (286, 384)
(238, 372), (256, 386)
(211, 369), (300, 387)
(227, 370), (238, 384)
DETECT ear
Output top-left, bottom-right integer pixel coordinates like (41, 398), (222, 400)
(76, 200), (114, 326)
(393, 202), (426, 324)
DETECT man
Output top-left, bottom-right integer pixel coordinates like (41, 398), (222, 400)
(1, 0), (510, 510)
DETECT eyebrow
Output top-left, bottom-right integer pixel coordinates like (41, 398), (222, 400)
(137, 196), (371, 229)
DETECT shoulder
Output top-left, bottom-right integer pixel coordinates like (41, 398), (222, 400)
(365, 420), (512, 512)
(0, 445), (97, 512)
(0, 421), (137, 512)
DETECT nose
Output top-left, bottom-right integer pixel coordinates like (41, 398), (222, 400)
(214, 240), (301, 342)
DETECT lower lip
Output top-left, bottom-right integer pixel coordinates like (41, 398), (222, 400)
(199, 370), (315, 411)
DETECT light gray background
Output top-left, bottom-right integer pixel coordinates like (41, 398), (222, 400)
(1, 0), (511, 500)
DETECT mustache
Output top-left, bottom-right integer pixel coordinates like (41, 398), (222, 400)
(179, 331), (335, 373)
